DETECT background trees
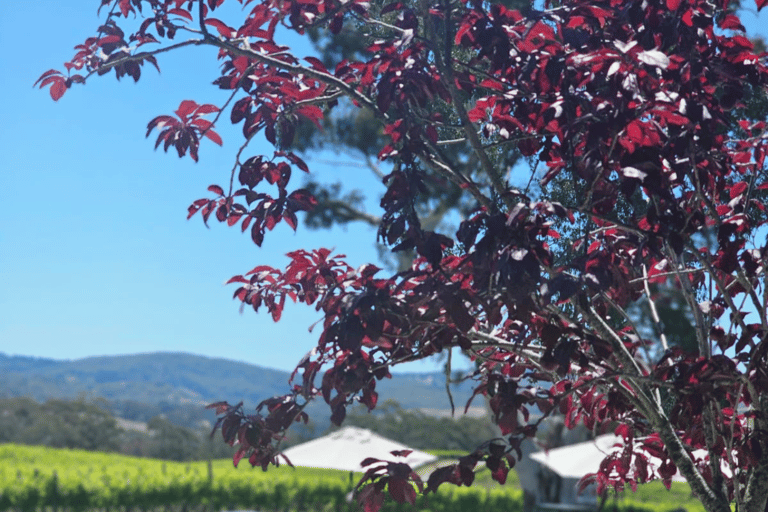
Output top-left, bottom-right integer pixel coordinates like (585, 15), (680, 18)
(332, 400), (499, 451)
(40, 0), (768, 511)
(0, 397), (121, 452)
(0, 397), (235, 461)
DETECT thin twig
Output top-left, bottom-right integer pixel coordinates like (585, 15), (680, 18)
(229, 132), (259, 196)
(445, 348), (455, 417)
(79, 39), (207, 84)
(198, 75), (246, 143)
(436, 138), (467, 146)
(198, 0), (207, 36)
(295, 90), (345, 106)
(628, 267), (704, 284)
(642, 264), (669, 352)
(599, 292), (655, 369)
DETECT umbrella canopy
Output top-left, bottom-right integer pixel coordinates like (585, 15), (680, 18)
(529, 435), (688, 483)
(281, 426), (438, 472)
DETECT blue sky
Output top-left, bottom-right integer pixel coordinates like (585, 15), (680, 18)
(1, 2), (766, 373)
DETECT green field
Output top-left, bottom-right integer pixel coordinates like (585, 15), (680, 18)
(0, 444), (705, 512)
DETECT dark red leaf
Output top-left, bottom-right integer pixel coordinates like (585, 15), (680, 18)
(719, 14), (745, 30)
(251, 223), (264, 246)
(216, 204), (228, 222)
(175, 99), (198, 119)
(491, 463), (508, 484)
(49, 79), (67, 101)
(97, 35), (122, 47)
(358, 484), (385, 512)
(34, 69), (63, 87)
(146, 115), (177, 137)
(303, 56), (330, 74)
(626, 121), (643, 143)
(169, 8), (194, 21)
(299, 105), (324, 127)
(458, 464), (475, 486)
(331, 402), (346, 426)
(195, 104), (221, 115)
(577, 474), (597, 495)
(233, 447), (247, 467)
(205, 18), (235, 37)
(442, 294), (475, 332)
(329, 13), (344, 34)
(388, 478), (416, 505)
(729, 181), (748, 199)
(283, 209), (298, 231)
(203, 129), (223, 146)
(426, 465), (460, 493)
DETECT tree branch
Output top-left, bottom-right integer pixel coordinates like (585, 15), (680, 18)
(313, 199), (381, 227)
(665, 244), (710, 356)
(416, 143), (493, 211)
(204, 35), (386, 123)
(79, 39), (207, 84)
(419, 0), (512, 211)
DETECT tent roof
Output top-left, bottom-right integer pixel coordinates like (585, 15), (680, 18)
(529, 435), (687, 482)
(281, 426), (438, 472)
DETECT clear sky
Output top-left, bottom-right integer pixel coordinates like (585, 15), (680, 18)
(1, 2), (766, 373)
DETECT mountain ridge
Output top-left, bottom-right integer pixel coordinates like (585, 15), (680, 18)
(0, 351), (478, 430)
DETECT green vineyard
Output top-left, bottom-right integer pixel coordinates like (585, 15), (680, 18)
(0, 444), (525, 512)
(0, 444), (704, 512)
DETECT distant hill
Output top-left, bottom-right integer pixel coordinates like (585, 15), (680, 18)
(0, 352), (479, 431)
(0, 352), (285, 405)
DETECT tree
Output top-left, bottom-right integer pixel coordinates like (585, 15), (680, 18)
(331, 399), (500, 451)
(39, 0), (768, 511)
(0, 397), (122, 452)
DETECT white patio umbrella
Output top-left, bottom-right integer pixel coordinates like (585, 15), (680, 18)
(281, 426), (438, 472)
(529, 434), (688, 483)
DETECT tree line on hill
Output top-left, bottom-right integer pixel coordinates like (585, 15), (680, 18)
(0, 396), (498, 460)
(0, 397), (233, 461)
(335, 400), (499, 452)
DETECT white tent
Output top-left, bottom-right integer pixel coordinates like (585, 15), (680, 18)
(529, 434), (688, 482)
(281, 426), (438, 472)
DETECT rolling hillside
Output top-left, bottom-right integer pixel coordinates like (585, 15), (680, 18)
(0, 352), (479, 430)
